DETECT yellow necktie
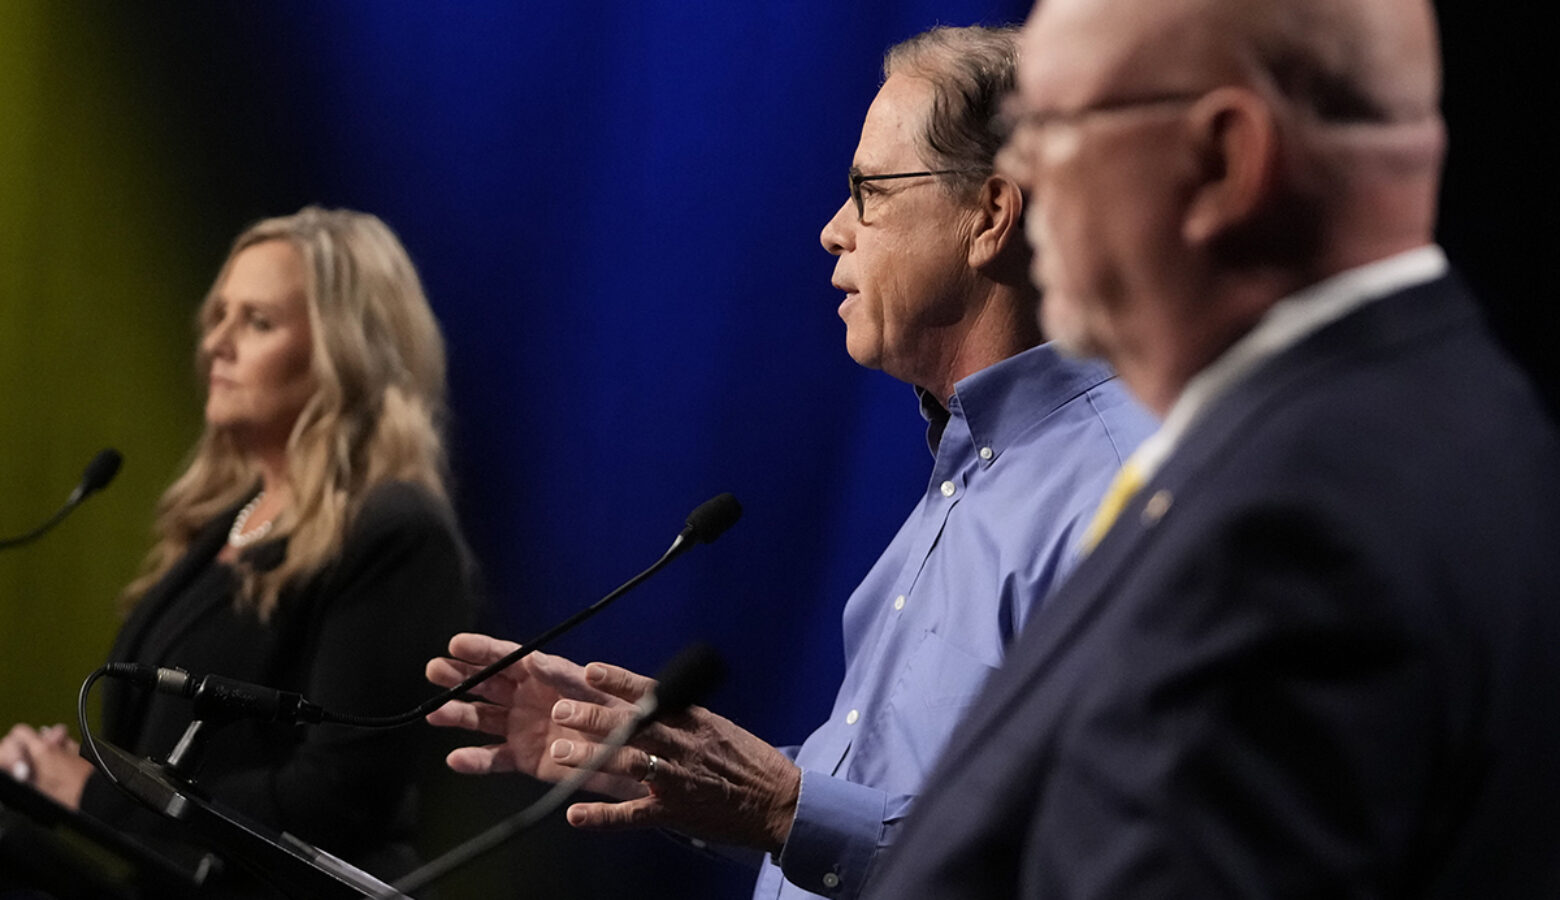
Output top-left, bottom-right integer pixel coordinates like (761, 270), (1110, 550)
(1080, 457), (1145, 553)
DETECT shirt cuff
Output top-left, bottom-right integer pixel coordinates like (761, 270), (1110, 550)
(776, 769), (887, 898)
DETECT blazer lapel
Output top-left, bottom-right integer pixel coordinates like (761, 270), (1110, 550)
(954, 275), (1478, 752)
(109, 510), (235, 664)
(102, 497), (248, 741)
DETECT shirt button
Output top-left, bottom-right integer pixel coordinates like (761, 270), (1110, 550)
(979, 446), (994, 460)
(894, 594), (906, 611)
(846, 709), (859, 725)
(940, 480), (956, 497)
(822, 873), (841, 889)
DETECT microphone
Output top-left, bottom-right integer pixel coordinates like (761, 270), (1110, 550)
(636, 640), (727, 720)
(100, 494), (742, 729)
(677, 492), (743, 549)
(0, 448), (123, 549)
(103, 664), (325, 725)
(324, 492), (742, 728)
(389, 642), (728, 896)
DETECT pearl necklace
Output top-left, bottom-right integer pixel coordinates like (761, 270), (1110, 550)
(228, 491), (275, 548)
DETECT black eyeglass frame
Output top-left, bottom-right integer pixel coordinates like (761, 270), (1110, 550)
(847, 167), (983, 221)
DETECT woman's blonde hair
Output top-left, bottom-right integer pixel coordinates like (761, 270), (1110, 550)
(122, 206), (451, 619)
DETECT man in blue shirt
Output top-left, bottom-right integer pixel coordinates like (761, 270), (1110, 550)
(425, 25), (1154, 899)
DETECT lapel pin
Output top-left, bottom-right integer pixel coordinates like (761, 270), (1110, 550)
(1141, 489), (1173, 526)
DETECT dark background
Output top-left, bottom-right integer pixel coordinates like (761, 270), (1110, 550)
(1, 3), (1553, 898)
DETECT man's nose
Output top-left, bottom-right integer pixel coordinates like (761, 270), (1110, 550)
(820, 198), (855, 256)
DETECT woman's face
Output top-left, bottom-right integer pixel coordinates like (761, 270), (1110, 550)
(201, 240), (316, 451)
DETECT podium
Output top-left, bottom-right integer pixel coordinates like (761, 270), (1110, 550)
(86, 740), (410, 899)
(0, 770), (208, 899)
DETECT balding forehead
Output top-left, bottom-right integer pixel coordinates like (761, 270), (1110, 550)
(1245, 0), (1442, 119)
(1020, 0), (1245, 106)
(1023, 0), (1440, 120)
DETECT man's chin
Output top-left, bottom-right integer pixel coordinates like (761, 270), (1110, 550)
(1047, 333), (1105, 360)
(1039, 299), (1106, 361)
(841, 326), (884, 371)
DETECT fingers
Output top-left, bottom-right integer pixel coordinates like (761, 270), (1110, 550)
(23, 746), (93, 809)
(425, 657), (518, 707)
(526, 653), (628, 707)
(5, 726), (46, 758)
(429, 636), (602, 708)
(0, 724), (31, 759)
(582, 662), (657, 705)
(425, 698), (482, 731)
(426, 633), (526, 697)
(566, 796), (662, 831)
(3, 727), (83, 794)
(447, 632), (521, 666)
(547, 738), (653, 777)
(425, 697), (527, 741)
(550, 697), (638, 739)
(545, 739), (666, 802)
(446, 734), (645, 800)
(445, 744), (518, 776)
(425, 655), (472, 689)
(0, 725), (35, 781)
(428, 635), (631, 710)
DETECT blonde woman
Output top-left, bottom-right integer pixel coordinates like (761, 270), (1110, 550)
(1, 207), (475, 888)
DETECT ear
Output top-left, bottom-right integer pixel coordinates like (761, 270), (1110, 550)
(966, 173), (1025, 270)
(1182, 87), (1278, 246)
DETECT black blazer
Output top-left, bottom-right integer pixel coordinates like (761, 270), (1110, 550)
(80, 481), (476, 891)
(863, 275), (1560, 898)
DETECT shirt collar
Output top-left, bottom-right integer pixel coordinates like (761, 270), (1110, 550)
(1131, 244), (1449, 481)
(916, 342), (1118, 457)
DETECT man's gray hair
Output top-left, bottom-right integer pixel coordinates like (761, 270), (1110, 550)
(884, 25), (1020, 195)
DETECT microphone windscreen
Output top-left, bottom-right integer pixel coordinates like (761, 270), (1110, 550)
(80, 448), (123, 496)
(651, 642), (727, 718)
(684, 493), (742, 544)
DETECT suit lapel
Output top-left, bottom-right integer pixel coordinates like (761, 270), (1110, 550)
(952, 275), (1478, 753)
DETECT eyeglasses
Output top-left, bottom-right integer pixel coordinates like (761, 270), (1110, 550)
(847, 166), (982, 221)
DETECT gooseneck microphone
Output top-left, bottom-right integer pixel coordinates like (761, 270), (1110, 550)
(100, 493), (743, 728)
(389, 642), (729, 897)
(669, 492), (743, 556)
(0, 448), (123, 549)
(102, 664), (327, 725)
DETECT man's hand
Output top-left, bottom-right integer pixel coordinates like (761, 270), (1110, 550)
(427, 633), (801, 854)
(549, 661), (801, 856)
(425, 633), (646, 799)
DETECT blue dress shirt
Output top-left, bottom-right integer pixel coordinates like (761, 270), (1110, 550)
(751, 343), (1156, 899)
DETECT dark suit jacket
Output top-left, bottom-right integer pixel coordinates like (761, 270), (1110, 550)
(863, 275), (1560, 898)
(79, 481), (475, 894)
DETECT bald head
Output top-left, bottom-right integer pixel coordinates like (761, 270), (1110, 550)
(1028, 0), (1440, 110)
(1004, 0), (1448, 411)
(1026, 0), (1446, 181)
(1235, 0), (1442, 124)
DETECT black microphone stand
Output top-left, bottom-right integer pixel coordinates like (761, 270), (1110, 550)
(90, 736), (412, 899)
(80, 667), (411, 899)
(0, 448), (121, 549)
